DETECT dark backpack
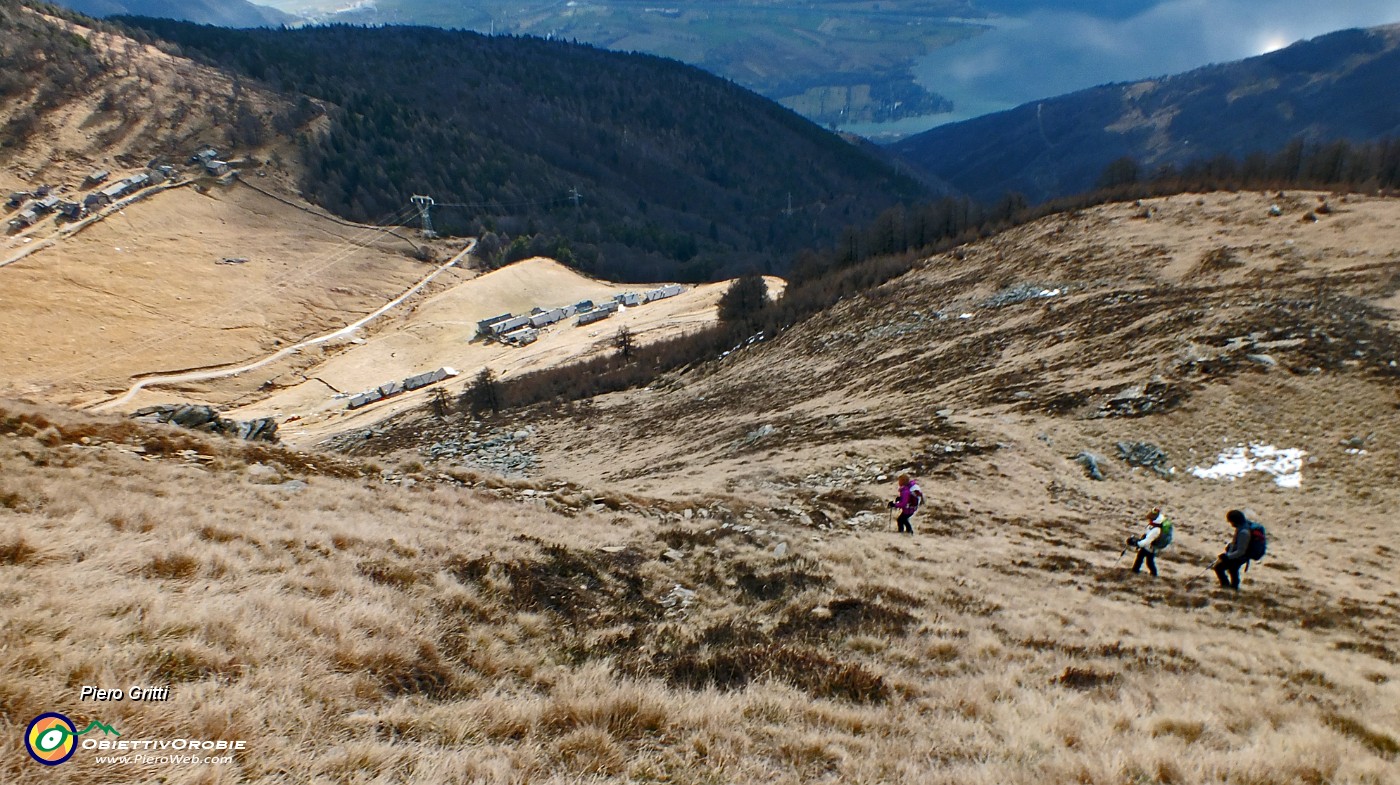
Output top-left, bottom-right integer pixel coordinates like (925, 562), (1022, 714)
(1246, 522), (1267, 560)
(908, 483), (923, 513)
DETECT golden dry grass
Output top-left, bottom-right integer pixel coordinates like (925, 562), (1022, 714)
(1, 401), (1396, 784)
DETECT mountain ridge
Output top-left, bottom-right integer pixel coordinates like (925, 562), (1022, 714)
(49, 0), (292, 27)
(890, 23), (1400, 203)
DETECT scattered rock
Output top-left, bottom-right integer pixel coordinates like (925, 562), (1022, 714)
(661, 548), (686, 563)
(772, 542), (789, 558)
(742, 424), (777, 444)
(1245, 353), (1278, 367)
(1116, 441), (1172, 478)
(1099, 382), (1183, 418)
(659, 585), (698, 615)
(981, 283), (1064, 308)
(421, 427), (539, 477)
(1075, 452), (1106, 481)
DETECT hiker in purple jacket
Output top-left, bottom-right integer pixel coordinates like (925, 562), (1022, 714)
(887, 474), (923, 535)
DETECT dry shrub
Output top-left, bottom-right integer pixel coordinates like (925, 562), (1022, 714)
(1152, 718), (1206, 743)
(330, 533), (361, 550)
(342, 642), (459, 699)
(657, 525), (731, 550)
(542, 687), (669, 743)
(1199, 245), (1244, 271)
(1287, 669), (1336, 689)
(554, 726), (625, 776)
(357, 558), (422, 588)
(0, 536), (36, 565)
(925, 641), (961, 663)
(107, 511), (155, 532)
(776, 735), (843, 775)
(1323, 713), (1400, 758)
(775, 597), (917, 640)
(663, 643), (888, 703)
(449, 545), (655, 625)
(734, 557), (830, 600)
(197, 525), (239, 543)
(0, 488), (29, 511)
(147, 642), (241, 683)
(143, 553), (199, 579)
(933, 585), (1001, 616)
(1055, 666), (1117, 691)
(141, 430), (206, 456)
(1333, 640), (1398, 664)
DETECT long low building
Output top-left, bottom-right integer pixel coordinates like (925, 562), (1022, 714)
(347, 367), (460, 409)
(503, 327), (539, 345)
(577, 307), (614, 327)
(646, 284), (683, 302)
(488, 315), (532, 335)
(529, 308), (565, 328)
(477, 313), (513, 335)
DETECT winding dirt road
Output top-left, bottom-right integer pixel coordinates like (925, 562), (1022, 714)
(92, 238), (475, 411)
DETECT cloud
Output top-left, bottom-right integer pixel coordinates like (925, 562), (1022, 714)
(915, 0), (1400, 125)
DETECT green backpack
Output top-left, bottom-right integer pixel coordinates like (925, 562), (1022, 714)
(1153, 519), (1174, 551)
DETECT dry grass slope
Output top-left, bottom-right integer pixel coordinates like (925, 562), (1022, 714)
(1, 398), (1397, 784)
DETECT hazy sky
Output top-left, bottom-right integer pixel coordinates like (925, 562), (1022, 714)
(918, 0), (1400, 125)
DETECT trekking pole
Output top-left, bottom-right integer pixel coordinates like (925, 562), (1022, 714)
(1116, 534), (1135, 565)
(1185, 560), (1218, 588)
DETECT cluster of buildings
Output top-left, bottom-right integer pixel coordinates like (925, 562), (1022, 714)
(189, 147), (231, 176)
(8, 169), (166, 231)
(347, 366), (459, 410)
(476, 284), (685, 346)
(6, 146), (230, 233)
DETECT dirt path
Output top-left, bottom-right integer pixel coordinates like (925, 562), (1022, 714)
(0, 180), (194, 270)
(91, 238), (475, 411)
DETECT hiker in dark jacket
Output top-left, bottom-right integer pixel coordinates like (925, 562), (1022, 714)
(887, 474), (923, 535)
(1128, 507), (1170, 577)
(1214, 509), (1253, 590)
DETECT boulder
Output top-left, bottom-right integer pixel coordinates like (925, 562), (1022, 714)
(1075, 452), (1106, 481)
(246, 463), (283, 485)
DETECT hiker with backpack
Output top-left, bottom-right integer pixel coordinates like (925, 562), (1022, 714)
(1126, 507), (1173, 576)
(888, 474), (923, 535)
(1213, 509), (1266, 590)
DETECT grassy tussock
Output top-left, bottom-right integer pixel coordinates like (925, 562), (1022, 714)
(1, 402), (1398, 783)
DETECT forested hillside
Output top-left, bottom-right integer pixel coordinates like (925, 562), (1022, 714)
(890, 24), (1400, 204)
(119, 19), (930, 281)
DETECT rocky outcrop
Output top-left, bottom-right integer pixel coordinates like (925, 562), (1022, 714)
(132, 404), (278, 442)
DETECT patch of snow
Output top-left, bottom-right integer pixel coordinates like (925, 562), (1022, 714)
(958, 312), (974, 319)
(1189, 444), (1305, 488)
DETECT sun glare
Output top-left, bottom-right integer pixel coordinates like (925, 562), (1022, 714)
(1258, 34), (1290, 55)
